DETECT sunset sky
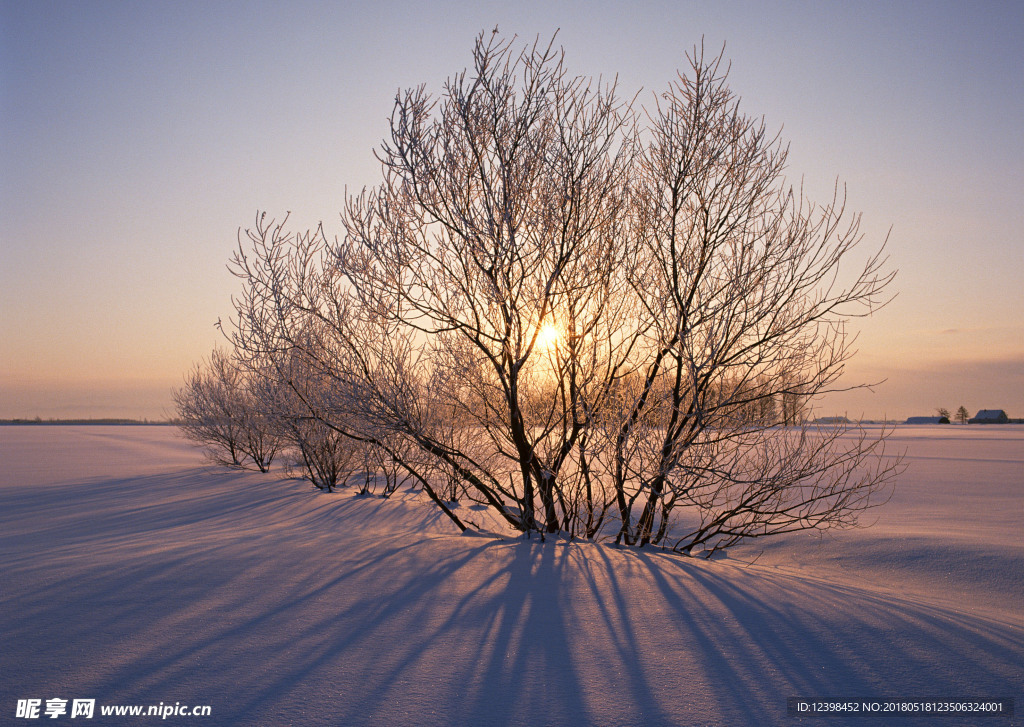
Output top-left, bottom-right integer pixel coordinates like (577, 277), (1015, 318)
(2, 0), (1022, 420)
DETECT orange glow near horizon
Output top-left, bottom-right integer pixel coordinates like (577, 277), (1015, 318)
(2, 3), (1022, 421)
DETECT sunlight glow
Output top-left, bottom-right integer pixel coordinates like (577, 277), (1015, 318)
(536, 323), (562, 353)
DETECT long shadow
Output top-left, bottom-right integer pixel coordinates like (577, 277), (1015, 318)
(625, 548), (1023, 726)
(4, 465), (1021, 727)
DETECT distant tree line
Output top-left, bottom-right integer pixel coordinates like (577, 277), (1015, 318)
(0, 418), (173, 426)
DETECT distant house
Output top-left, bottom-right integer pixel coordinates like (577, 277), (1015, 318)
(905, 416), (949, 424)
(968, 409), (1009, 424)
(814, 416), (850, 425)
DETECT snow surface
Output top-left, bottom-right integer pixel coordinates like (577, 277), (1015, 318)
(1, 425), (1021, 726)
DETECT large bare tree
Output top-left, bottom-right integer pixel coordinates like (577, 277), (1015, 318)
(222, 32), (902, 554)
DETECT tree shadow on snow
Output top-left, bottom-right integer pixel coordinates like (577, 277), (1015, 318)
(5, 472), (1021, 727)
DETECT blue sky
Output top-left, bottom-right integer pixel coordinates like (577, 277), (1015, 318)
(2, 0), (1022, 419)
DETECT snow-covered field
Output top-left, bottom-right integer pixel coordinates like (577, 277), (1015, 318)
(1, 425), (1021, 726)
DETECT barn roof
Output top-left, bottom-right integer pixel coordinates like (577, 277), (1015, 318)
(969, 409), (1009, 423)
(973, 409), (1007, 419)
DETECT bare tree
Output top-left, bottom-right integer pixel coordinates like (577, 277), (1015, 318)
(221, 32), (901, 554)
(597, 44), (902, 550)
(243, 342), (364, 492)
(238, 399), (281, 473)
(225, 223), (465, 517)
(332, 32), (639, 537)
(956, 405), (970, 425)
(278, 416), (360, 493)
(363, 434), (417, 497)
(173, 349), (250, 469)
(173, 348), (281, 472)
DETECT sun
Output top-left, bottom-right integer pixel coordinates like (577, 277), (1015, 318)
(536, 323), (561, 352)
